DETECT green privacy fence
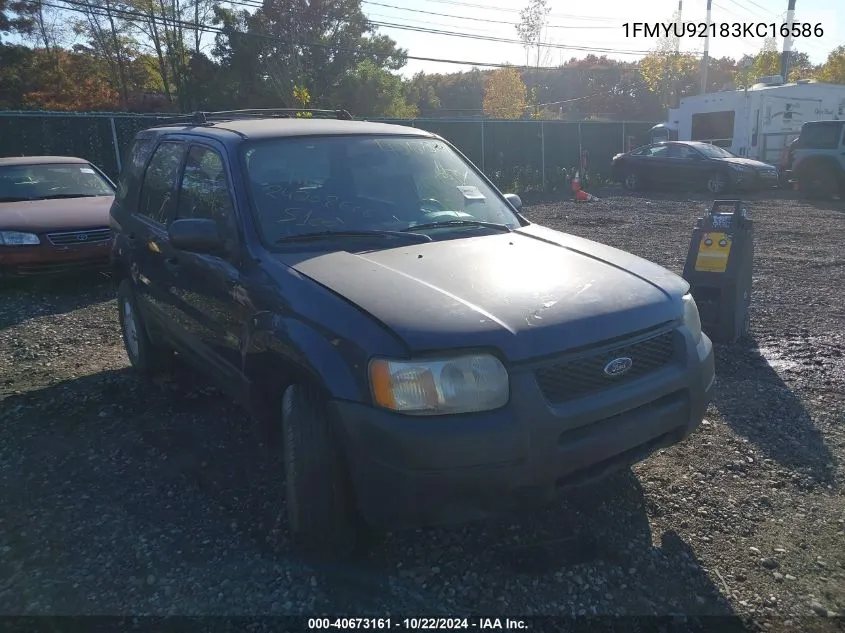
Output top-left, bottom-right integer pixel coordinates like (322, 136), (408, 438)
(0, 111), (655, 193)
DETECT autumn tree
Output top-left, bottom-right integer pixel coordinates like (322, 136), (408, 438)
(482, 66), (527, 119)
(816, 45), (845, 84)
(639, 52), (699, 109)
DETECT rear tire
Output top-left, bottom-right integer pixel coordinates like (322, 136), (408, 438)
(798, 165), (838, 199)
(706, 171), (729, 195)
(117, 279), (173, 377)
(281, 382), (364, 559)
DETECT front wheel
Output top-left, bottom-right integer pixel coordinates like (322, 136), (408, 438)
(281, 382), (364, 559)
(706, 171), (729, 194)
(623, 170), (641, 191)
(117, 279), (172, 377)
(798, 165), (838, 199)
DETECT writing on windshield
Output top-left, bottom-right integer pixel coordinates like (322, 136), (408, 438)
(242, 135), (518, 244)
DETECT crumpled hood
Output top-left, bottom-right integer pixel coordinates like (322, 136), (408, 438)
(282, 224), (690, 362)
(0, 195), (114, 232)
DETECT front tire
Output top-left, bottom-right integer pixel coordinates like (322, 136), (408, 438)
(281, 382), (363, 559)
(623, 170), (641, 191)
(798, 165), (838, 199)
(117, 279), (172, 377)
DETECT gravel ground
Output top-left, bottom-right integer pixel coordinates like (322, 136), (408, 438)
(1, 189), (843, 631)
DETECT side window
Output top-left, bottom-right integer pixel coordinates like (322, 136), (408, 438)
(138, 142), (185, 224)
(176, 146), (236, 237)
(668, 145), (699, 160)
(644, 145), (669, 157)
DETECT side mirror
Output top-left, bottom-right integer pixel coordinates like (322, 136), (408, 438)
(504, 193), (522, 212)
(168, 218), (224, 254)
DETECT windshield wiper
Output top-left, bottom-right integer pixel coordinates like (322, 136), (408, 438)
(276, 229), (432, 244)
(400, 220), (512, 233)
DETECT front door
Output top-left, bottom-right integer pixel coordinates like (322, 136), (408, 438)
(665, 143), (704, 187)
(161, 142), (251, 400)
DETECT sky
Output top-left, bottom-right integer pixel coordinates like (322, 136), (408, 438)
(362, 0), (842, 77)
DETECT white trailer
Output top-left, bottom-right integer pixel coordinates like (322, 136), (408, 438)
(653, 77), (845, 167)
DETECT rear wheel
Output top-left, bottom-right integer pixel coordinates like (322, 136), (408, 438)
(117, 279), (172, 377)
(706, 171), (729, 195)
(281, 382), (364, 559)
(623, 170), (641, 191)
(798, 164), (838, 199)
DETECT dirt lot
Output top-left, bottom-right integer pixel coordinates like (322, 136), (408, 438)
(1, 189), (843, 630)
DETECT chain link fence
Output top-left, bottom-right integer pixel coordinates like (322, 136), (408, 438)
(0, 111), (655, 193)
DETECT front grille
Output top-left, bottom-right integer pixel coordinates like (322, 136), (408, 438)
(536, 330), (676, 404)
(46, 228), (111, 246)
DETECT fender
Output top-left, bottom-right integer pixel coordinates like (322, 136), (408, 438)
(241, 311), (369, 403)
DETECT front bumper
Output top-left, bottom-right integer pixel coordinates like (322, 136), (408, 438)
(332, 328), (715, 530)
(734, 170), (779, 189)
(0, 242), (110, 278)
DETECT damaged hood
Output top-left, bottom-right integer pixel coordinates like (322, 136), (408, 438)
(281, 223), (689, 361)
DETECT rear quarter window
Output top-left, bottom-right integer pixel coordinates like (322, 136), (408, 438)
(115, 136), (156, 209)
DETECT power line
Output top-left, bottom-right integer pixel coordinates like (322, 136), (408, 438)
(367, 19), (653, 55)
(214, 0), (653, 57)
(361, 0), (619, 29)
(363, 10), (503, 36)
(417, 0), (619, 23)
(42, 0), (631, 70)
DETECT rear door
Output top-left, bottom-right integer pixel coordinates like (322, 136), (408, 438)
(130, 140), (187, 335)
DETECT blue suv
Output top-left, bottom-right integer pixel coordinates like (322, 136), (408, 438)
(109, 109), (715, 558)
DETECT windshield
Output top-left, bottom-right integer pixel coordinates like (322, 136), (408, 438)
(241, 135), (520, 244)
(0, 163), (115, 202)
(694, 144), (736, 159)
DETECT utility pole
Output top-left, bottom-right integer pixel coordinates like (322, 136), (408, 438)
(780, 0), (797, 81)
(675, 0), (682, 54)
(700, 0), (713, 94)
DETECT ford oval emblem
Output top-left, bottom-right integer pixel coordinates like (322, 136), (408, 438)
(603, 357), (633, 377)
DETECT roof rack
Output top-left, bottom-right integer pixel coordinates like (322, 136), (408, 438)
(149, 108), (354, 128)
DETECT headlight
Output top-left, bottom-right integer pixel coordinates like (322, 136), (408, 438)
(369, 353), (509, 415)
(0, 231), (40, 245)
(682, 293), (703, 344)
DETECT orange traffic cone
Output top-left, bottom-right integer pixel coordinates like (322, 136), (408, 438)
(575, 189), (600, 202)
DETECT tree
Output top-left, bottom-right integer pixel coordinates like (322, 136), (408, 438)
(334, 59), (416, 118)
(0, 0), (36, 40)
(482, 66), (526, 119)
(639, 52), (699, 110)
(241, 0), (408, 106)
(406, 72), (441, 116)
(72, 0), (135, 108)
(515, 0), (549, 116)
(816, 45), (845, 84)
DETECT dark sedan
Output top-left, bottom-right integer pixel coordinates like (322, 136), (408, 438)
(611, 141), (779, 194)
(0, 156), (116, 278)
